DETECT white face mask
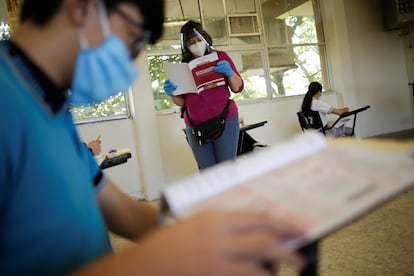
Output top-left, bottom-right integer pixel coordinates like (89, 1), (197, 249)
(189, 41), (206, 57)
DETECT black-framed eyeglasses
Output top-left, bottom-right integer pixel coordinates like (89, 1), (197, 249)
(114, 8), (151, 56)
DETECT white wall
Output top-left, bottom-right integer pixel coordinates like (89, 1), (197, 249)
(77, 119), (145, 199)
(157, 0), (414, 187)
(77, 54), (166, 201)
(404, 25), (414, 84)
(156, 93), (341, 183)
(84, 0), (414, 199)
(323, 0), (413, 136)
(6, 0), (410, 200)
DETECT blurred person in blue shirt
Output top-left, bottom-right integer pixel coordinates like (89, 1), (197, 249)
(0, 0), (305, 275)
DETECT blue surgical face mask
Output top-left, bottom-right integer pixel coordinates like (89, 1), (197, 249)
(70, 1), (138, 105)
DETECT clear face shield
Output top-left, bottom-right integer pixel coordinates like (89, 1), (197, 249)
(181, 28), (213, 52)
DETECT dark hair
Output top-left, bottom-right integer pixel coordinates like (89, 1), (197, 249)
(20, 0), (164, 44)
(180, 20), (213, 63)
(301, 81), (323, 112)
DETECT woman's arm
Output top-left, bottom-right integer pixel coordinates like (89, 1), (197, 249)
(331, 107), (349, 115)
(216, 51), (244, 93)
(227, 73), (243, 93)
(171, 95), (185, 106)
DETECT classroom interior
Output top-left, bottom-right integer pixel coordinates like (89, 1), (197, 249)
(1, 0), (413, 275)
(79, 0), (414, 201)
(3, 0), (412, 199)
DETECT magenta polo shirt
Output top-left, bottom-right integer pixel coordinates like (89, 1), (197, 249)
(183, 50), (244, 126)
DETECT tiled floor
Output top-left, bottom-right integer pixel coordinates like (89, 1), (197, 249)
(370, 128), (414, 140)
(281, 189), (414, 275)
(110, 189), (414, 275)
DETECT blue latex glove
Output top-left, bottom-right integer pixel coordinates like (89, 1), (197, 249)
(163, 79), (177, 96)
(214, 60), (233, 77)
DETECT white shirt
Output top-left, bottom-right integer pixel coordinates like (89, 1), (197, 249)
(311, 98), (333, 127)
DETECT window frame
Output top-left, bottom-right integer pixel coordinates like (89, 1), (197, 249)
(147, 0), (328, 112)
(71, 89), (133, 125)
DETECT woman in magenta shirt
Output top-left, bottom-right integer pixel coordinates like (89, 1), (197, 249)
(164, 20), (244, 169)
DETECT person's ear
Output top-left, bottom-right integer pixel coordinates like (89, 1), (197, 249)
(65, 0), (91, 26)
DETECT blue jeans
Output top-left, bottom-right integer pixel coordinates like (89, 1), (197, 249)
(185, 114), (239, 170)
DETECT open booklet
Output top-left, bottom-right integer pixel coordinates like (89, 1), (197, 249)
(329, 105), (370, 128)
(161, 132), (414, 250)
(163, 52), (226, 95)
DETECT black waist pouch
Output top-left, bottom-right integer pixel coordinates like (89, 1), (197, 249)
(187, 100), (231, 145)
(191, 117), (226, 145)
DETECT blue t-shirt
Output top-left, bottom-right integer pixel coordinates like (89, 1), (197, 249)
(0, 43), (112, 274)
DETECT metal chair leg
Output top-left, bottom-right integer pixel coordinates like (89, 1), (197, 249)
(298, 240), (319, 276)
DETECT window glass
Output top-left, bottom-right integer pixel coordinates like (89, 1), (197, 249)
(4, 0), (21, 35)
(149, 0), (201, 51)
(269, 45), (323, 97)
(227, 14), (261, 45)
(0, 22), (10, 40)
(285, 2), (324, 46)
(225, 0), (256, 13)
(149, 54), (182, 110)
(149, 0), (327, 111)
(229, 36), (261, 45)
(262, 0), (326, 97)
(228, 51), (268, 100)
(149, 51), (268, 109)
(201, 0), (227, 46)
(1, 6), (129, 123)
(228, 0), (261, 45)
(228, 15), (260, 36)
(70, 92), (130, 123)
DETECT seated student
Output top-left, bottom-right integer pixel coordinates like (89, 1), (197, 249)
(238, 116), (267, 154)
(86, 137), (102, 156)
(301, 82), (353, 137)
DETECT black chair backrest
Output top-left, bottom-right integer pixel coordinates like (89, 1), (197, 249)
(297, 105), (370, 137)
(296, 110), (326, 135)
